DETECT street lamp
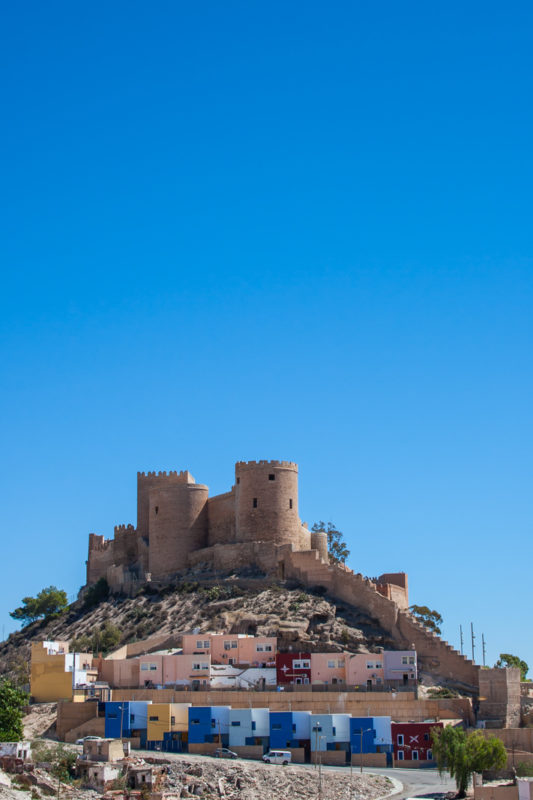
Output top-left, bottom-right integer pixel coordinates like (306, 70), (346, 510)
(351, 728), (373, 775)
(317, 735), (327, 800)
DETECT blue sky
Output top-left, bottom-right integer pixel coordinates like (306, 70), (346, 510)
(1, 1), (532, 671)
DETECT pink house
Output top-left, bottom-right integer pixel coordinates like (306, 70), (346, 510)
(345, 653), (385, 687)
(138, 654), (211, 687)
(310, 653), (347, 685)
(181, 634), (276, 666)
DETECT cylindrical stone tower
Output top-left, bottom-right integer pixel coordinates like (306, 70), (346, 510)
(310, 530), (329, 563)
(148, 483), (208, 579)
(235, 460), (301, 546)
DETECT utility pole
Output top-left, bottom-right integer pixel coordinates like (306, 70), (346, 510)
(482, 634), (486, 667)
(460, 625), (464, 655)
(471, 623), (476, 663)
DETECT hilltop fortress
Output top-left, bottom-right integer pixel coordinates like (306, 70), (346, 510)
(86, 459), (480, 690)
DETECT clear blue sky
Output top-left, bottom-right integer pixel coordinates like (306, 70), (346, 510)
(1, 1), (532, 672)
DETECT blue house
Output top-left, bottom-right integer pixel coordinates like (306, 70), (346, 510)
(269, 711), (311, 750)
(188, 706), (231, 745)
(350, 717), (392, 764)
(310, 714), (351, 752)
(228, 708), (270, 749)
(105, 701), (151, 740)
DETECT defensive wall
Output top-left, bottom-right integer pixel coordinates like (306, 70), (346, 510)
(279, 547), (479, 689)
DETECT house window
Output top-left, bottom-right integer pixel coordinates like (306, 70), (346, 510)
(412, 751), (419, 760)
(265, 645), (272, 651)
(191, 719), (200, 725)
(397, 734), (404, 745)
(231, 721), (241, 726)
(292, 724), (296, 732)
(130, 714), (135, 722)
(149, 716), (159, 721)
(409, 656), (415, 664)
(231, 641), (237, 649)
(224, 642), (231, 650)
(402, 656), (408, 665)
(328, 660), (336, 668)
(251, 721), (256, 730)
(427, 749), (433, 760)
(289, 499), (293, 509)
(332, 727), (336, 736)
(237, 477), (240, 484)
(155, 506), (158, 515)
(257, 645), (264, 652)
(269, 474), (275, 481)
(253, 498), (258, 508)
(272, 724), (282, 730)
(375, 662), (382, 668)
(196, 640), (204, 648)
(312, 725), (322, 732)
(424, 733), (429, 741)
(367, 662), (374, 669)
(171, 717), (175, 724)
(397, 751), (404, 761)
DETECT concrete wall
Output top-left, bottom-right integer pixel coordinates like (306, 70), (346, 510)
(352, 753), (388, 767)
(474, 786), (518, 800)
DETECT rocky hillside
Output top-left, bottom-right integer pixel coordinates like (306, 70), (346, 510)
(0, 578), (398, 684)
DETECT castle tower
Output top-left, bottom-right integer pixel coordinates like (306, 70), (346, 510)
(234, 460), (302, 546)
(310, 529), (329, 563)
(137, 470), (195, 539)
(147, 481), (209, 579)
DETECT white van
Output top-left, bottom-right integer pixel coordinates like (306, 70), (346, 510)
(262, 750), (292, 765)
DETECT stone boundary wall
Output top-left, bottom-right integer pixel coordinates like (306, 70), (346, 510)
(311, 751), (348, 766)
(351, 753), (388, 767)
(232, 745), (265, 759)
(393, 759), (436, 768)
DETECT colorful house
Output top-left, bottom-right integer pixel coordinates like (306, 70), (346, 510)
(383, 651), (417, 685)
(345, 654), (385, 688)
(350, 717), (392, 754)
(105, 701), (151, 739)
(30, 641), (96, 702)
(310, 714), (351, 752)
(181, 634), (276, 666)
(228, 708), (270, 748)
(276, 653), (311, 685)
(146, 703), (191, 747)
(310, 654), (347, 685)
(391, 721), (442, 763)
(187, 706), (231, 745)
(269, 711), (311, 749)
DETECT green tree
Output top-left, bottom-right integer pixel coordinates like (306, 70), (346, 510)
(10, 586), (68, 626)
(83, 577), (110, 609)
(409, 604), (443, 636)
(432, 727), (507, 797)
(31, 742), (76, 781)
(0, 679), (28, 742)
(495, 653), (529, 681)
(311, 521), (350, 565)
(71, 622), (121, 656)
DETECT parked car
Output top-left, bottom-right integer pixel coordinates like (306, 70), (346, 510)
(213, 748), (238, 759)
(262, 750), (291, 765)
(76, 736), (103, 745)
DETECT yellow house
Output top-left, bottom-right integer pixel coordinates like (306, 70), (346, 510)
(146, 703), (191, 743)
(31, 641), (96, 702)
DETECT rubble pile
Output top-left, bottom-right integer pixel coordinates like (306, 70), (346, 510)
(164, 758), (393, 800)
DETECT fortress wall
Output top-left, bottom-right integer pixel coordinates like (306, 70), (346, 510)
(87, 534), (115, 584)
(283, 550), (479, 690)
(112, 524), (138, 567)
(148, 483), (209, 579)
(137, 470), (195, 538)
(235, 461), (302, 546)
(188, 541), (279, 574)
(207, 491), (236, 546)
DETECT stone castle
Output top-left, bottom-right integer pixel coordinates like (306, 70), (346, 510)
(86, 459), (480, 691)
(88, 460), (333, 591)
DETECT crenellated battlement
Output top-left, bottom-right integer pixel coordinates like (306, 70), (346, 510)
(88, 533), (112, 551)
(137, 470), (191, 478)
(114, 524), (136, 535)
(235, 460), (297, 469)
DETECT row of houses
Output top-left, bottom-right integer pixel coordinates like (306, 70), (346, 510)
(103, 700), (442, 765)
(31, 639), (418, 701)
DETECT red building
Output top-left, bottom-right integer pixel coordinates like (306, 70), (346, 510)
(391, 721), (443, 762)
(275, 653), (312, 685)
